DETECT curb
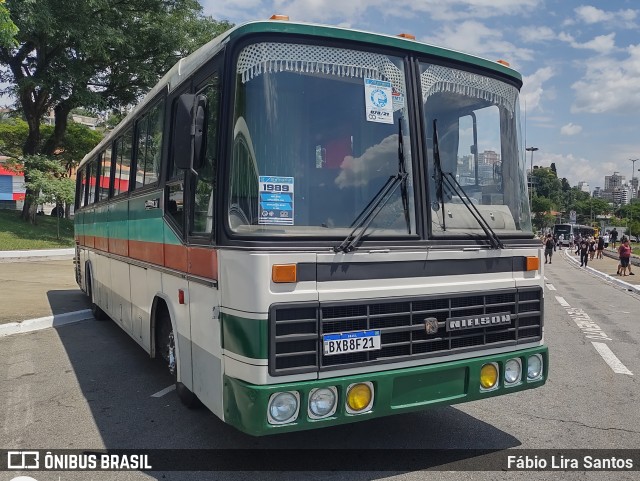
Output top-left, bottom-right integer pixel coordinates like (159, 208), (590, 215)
(563, 250), (640, 293)
(0, 309), (94, 338)
(0, 248), (75, 262)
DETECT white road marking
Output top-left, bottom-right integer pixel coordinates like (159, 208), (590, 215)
(151, 384), (176, 398)
(591, 342), (633, 376)
(555, 296), (632, 375)
(546, 283), (557, 291)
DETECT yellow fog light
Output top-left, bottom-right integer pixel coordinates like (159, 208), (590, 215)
(480, 363), (499, 391)
(345, 382), (374, 414)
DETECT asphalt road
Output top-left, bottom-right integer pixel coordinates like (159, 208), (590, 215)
(0, 259), (90, 323)
(1, 255), (639, 481)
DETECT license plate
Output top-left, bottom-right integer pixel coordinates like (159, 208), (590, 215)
(323, 330), (381, 356)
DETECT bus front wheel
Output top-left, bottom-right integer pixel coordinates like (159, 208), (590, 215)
(156, 307), (201, 409)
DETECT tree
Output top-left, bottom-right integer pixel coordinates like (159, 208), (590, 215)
(0, 0), (17, 48)
(530, 167), (562, 206)
(0, 0), (233, 221)
(530, 195), (554, 231)
(0, 118), (103, 217)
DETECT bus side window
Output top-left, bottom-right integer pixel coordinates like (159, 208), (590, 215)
(191, 74), (220, 237)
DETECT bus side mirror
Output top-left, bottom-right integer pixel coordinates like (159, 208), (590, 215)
(172, 94), (207, 171)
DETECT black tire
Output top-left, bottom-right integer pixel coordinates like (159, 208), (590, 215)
(156, 307), (201, 409)
(86, 269), (108, 321)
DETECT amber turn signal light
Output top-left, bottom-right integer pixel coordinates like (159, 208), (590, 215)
(272, 264), (297, 283)
(270, 14), (290, 21)
(526, 256), (540, 271)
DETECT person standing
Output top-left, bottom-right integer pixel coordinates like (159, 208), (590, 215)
(543, 234), (554, 264)
(579, 237), (589, 267)
(618, 237), (632, 276)
(610, 228), (618, 249)
(589, 237), (596, 261)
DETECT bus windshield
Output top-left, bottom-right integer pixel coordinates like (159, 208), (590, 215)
(228, 42), (416, 237)
(421, 63), (532, 237)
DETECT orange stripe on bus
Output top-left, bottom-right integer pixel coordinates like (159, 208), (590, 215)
(109, 237), (129, 257)
(129, 239), (164, 265)
(165, 243), (188, 272)
(188, 246), (218, 280)
(78, 236), (217, 281)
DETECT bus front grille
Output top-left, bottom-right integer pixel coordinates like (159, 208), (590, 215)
(269, 287), (543, 376)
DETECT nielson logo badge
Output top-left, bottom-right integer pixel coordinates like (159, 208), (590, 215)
(446, 312), (512, 331)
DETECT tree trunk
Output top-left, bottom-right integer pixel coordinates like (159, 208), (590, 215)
(20, 116), (42, 223)
(43, 102), (72, 156)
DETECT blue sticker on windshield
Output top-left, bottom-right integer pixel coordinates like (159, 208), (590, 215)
(258, 176), (294, 225)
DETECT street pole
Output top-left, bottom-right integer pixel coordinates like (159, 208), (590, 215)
(630, 158), (638, 200)
(631, 159), (639, 240)
(526, 147), (539, 201)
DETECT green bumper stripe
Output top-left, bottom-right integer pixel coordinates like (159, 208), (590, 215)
(221, 313), (268, 359)
(223, 345), (548, 436)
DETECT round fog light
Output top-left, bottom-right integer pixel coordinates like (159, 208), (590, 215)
(480, 363), (499, 390)
(309, 387), (337, 418)
(346, 382), (374, 413)
(504, 358), (522, 385)
(527, 354), (543, 380)
(268, 391), (299, 424)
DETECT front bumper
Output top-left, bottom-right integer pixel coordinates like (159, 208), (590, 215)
(223, 345), (548, 436)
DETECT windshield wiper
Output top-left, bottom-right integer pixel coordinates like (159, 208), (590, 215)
(432, 119), (504, 250)
(432, 119), (446, 231)
(334, 119), (409, 253)
(398, 118), (411, 234)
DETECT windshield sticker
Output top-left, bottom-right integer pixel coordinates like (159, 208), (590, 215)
(364, 78), (394, 124)
(258, 176), (294, 225)
(392, 86), (405, 110)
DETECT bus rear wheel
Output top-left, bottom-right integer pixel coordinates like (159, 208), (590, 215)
(156, 308), (201, 409)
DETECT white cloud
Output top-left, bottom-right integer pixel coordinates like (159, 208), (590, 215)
(571, 43), (640, 113)
(518, 26), (557, 43)
(560, 123), (582, 136)
(574, 5), (637, 28)
(560, 32), (617, 54)
(521, 67), (555, 112)
(422, 20), (535, 65)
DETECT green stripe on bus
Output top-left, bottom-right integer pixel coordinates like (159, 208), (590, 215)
(221, 312), (268, 360)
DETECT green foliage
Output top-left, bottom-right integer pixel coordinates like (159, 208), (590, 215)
(530, 168), (562, 206)
(0, 118), (103, 170)
(0, 209), (74, 249)
(0, 1), (18, 48)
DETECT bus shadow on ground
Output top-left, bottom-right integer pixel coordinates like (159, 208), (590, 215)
(55, 319), (521, 478)
(47, 289), (92, 315)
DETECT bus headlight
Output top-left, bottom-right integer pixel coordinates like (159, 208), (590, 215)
(480, 363), (499, 391)
(527, 354), (543, 380)
(267, 391), (300, 424)
(504, 358), (522, 386)
(345, 382), (374, 414)
(308, 387), (337, 418)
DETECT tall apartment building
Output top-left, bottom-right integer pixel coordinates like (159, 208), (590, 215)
(605, 172), (625, 190)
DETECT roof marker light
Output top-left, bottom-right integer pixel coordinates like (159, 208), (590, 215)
(496, 59), (510, 67)
(270, 14), (290, 21)
(397, 33), (416, 40)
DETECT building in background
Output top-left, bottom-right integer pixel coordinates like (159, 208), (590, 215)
(577, 181), (590, 193)
(0, 158), (25, 210)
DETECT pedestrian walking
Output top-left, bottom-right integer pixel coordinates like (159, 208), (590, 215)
(543, 234), (554, 264)
(596, 236), (605, 259)
(579, 237), (589, 267)
(589, 237), (596, 261)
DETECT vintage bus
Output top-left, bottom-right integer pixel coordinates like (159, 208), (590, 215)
(74, 17), (547, 436)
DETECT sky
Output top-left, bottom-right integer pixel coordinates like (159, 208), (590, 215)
(200, 0), (640, 193)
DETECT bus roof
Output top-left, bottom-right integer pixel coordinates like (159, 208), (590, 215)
(80, 19), (523, 169)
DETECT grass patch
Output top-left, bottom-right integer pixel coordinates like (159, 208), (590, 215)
(0, 209), (75, 250)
